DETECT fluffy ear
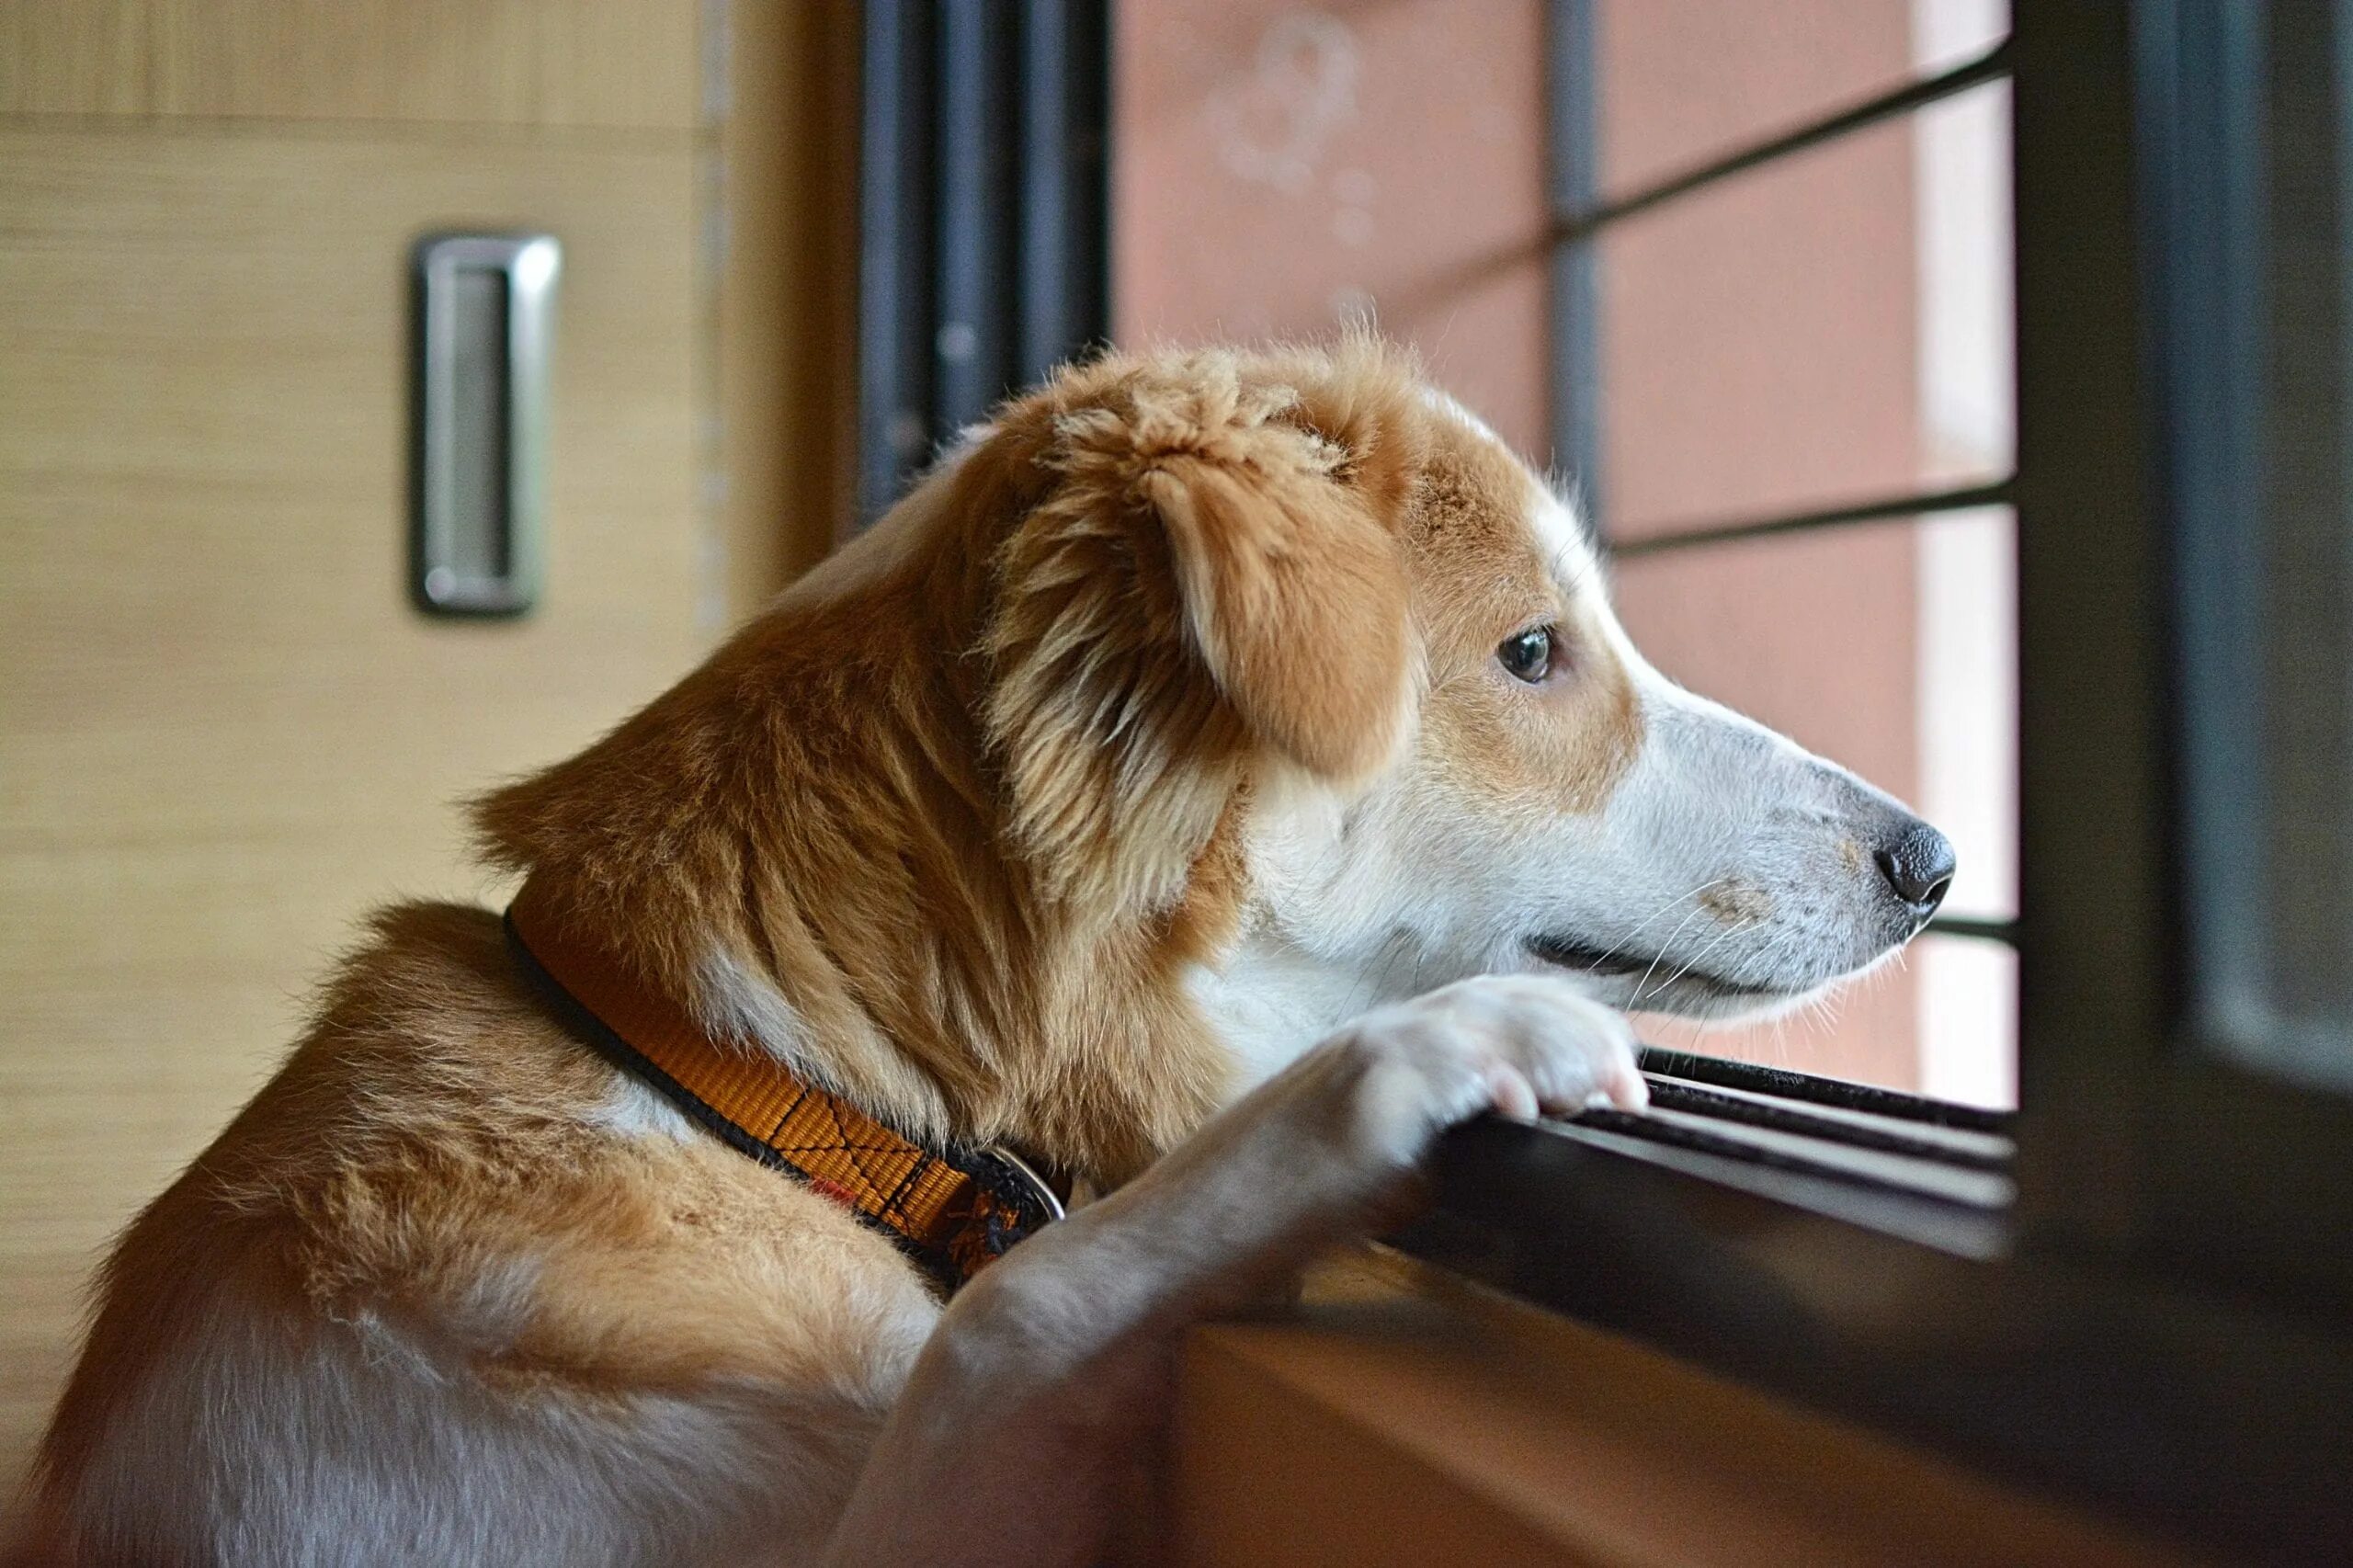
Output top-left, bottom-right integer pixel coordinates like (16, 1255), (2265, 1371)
(1137, 445), (1412, 781)
(982, 354), (1419, 915)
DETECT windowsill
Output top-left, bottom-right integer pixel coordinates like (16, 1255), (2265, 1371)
(1386, 1074), (2353, 1564)
(1566, 1046), (2016, 1256)
(1517, 1115), (2008, 1256)
(1164, 1247), (2192, 1567)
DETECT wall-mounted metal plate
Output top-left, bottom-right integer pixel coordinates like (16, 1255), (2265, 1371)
(410, 233), (559, 616)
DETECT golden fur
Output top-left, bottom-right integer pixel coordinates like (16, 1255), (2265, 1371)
(463, 335), (1486, 1184)
(24, 335), (1703, 1564)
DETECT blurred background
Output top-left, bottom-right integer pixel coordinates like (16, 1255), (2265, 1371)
(1109, 0), (2018, 1107)
(0, 0), (2018, 1484)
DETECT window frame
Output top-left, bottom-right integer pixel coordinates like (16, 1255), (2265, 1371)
(1392, 5), (2353, 1562)
(2018, 0), (2353, 1314)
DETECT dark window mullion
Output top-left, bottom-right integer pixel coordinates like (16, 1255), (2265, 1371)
(858, 0), (938, 523)
(1608, 476), (2016, 560)
(935, 0), (1017, 435)
(1014, 0), (1111, 386)
(1557, 38), (2014, 244)
(1547, 0), (1605, 532)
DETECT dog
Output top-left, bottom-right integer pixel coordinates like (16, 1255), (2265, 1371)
(18, 336), (1953, 1566)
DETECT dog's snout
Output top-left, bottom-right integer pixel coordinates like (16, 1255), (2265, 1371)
(1873, 822), (1956, 915)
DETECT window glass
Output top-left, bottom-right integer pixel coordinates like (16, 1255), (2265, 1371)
(2176, 1), (2353, 1094)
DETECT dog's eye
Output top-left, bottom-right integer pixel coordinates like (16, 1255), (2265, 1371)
(1497, 625), (1558, 684)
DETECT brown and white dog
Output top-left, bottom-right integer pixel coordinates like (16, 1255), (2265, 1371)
(20, 337), (1952, 1566)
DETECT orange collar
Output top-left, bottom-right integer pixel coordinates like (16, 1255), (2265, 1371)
(505, 879), (1062, 1293)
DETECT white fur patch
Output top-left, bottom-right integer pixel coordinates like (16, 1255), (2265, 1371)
(694, 945), (820, 1072)
(1188, 935), (1373, 1092)
(1418, 384), (1506, 449)
(51, 1260), (904, 1565)
(587, 1073), (699, 1143)
(1527, 484), (1597, 582)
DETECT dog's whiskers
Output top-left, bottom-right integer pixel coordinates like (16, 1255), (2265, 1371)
(1634, 915), (1759, 1006)
(1630, 902), (1717, 1005)
(1587, 876), (1737, 973)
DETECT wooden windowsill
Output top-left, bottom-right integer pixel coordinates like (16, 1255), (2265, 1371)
(1164, 1248), (2200, 1568)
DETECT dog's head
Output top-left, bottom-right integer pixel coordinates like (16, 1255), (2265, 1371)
(962, 336), (1952, 1040)
(479, 335), (1951, 1165)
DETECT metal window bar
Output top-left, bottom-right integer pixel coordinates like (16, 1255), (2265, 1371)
(1557, 38), (2016, 246)
(1546, 18), (2017, 554)
(858, 0), (1111, 525)
(1547, 0), (1604, 525)
(858, 0), (938, 527)
(1609, 477), (2018, 560)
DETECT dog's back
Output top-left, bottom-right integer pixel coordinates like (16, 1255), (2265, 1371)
(28, 905), (937, 1566)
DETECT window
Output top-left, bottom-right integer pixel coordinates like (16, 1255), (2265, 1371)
(2162, 1), (2353, 1100)
(1110, 1), (2018, 1107)
(1407, 6), (2353, 1559)
(858, 8), (2353, 1554)
(2018, 0), (2353, 1315)
(857, 0), (1110, 523)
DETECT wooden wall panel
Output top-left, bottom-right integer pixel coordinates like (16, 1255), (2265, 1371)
(1, 0), (699, 129)
(714, 0), (861, 615)
(0, 125), (708, 1480)
(0, 0), (858, 1499)
(0, 0), (147, 116)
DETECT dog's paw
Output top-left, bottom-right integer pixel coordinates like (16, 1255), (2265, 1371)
(1321, 974), (1648, 1169)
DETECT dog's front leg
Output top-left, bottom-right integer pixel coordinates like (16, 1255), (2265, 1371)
(820, 973), (1648, 1568)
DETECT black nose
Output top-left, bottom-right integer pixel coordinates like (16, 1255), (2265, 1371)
(1874, 823), (1956, 914)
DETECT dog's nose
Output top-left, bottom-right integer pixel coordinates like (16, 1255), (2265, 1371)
(1874, 822), (1956, 915)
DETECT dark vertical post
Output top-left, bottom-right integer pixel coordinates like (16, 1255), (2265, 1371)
(858, 0), (938, 523)
(1017, 0), (1112, 384)
(1547, 0), (1604, 536)
(858, 0), (1110, 525)
(935, 0), (1017, 433)
(2009, 0), (2168, 1256)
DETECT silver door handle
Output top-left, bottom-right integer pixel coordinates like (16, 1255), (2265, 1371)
(410, 233), (560, 617)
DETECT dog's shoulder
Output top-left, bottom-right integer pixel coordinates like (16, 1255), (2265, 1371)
(93, 903), (936, 1403)
(35, 903), (939, 1561)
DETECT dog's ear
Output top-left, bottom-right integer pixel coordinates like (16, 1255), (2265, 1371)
(1136, 440), (1412, 780)
(983, 353), (1419, 912)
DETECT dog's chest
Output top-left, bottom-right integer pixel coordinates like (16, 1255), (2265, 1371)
(1187, 940), (1375, 1095)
